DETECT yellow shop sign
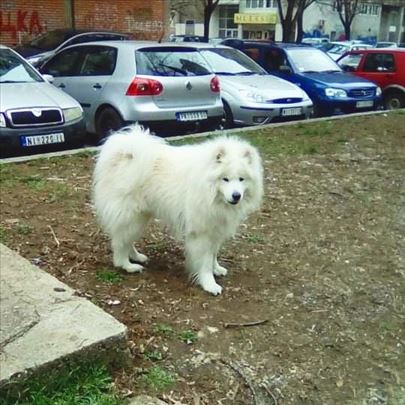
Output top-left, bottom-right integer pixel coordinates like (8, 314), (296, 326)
(234, 13), (277, 24)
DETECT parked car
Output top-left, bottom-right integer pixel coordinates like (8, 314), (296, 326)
(375, 41), (397, 49)
(337, 48), (405, 109)
(169, 35), (205, 43)
(190, 43), (313, 128)
(14, 29), (130, 67)
(326, 41), (374, 60)
(0, 45), (86, 158)
(302, 37), (330, 46)
(222, 39), (382, 117)
(39, 41), (224, 139)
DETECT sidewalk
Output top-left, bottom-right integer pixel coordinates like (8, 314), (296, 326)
(0, 244), (127, 388)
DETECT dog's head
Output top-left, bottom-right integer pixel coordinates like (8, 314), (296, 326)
(212, 138), (263, 208)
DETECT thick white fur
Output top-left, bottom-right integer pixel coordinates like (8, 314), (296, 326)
(93, 125), (263, 295)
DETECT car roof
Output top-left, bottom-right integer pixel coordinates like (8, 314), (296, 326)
(222, 39), (312, 50)
(349, 48), (405, 54)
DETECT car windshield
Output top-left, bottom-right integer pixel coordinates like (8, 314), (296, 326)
(199, 48), (266, 75)
(288, 48), (341, 73)
(136, 47), (212, 76)
(27, 30), (69, 51)
(328, 44), (350, 54)
(0, 48), (43, 83)
(338, 53), (363, 70)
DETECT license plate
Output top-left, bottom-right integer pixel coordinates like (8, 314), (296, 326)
(21, 133), (65, 147)
(281, 107), (302, 117)
(356, 100), (374, 108)
(176, 111), (208, 122)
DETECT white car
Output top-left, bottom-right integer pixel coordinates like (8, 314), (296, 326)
(193, 44), (313, 128)
(0, 45), (86, 158)
(327, 41), (374, 60)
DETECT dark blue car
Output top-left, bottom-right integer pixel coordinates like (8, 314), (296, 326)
(222, 40), (382, 117)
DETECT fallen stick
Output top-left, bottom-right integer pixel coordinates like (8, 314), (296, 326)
(260, 382), (278, 405)
(47, 225), (60, 247)
(224, 319), (269, 328)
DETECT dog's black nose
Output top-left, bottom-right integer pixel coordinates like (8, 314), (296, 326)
(232, 192), (241, 202)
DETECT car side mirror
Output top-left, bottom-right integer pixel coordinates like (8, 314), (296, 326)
(42, 74), (54, 83)
(279, 64), (292, 74)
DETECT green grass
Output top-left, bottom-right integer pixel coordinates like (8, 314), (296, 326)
(178, 330), (198, 344)
(245, 233), (265, 244)
(152, 323), (175, 337)
(14, 222), (33, 235)
(0, 364), (120, 405)
(143, 350), (163, 362)
(141, 366), (176, 391)
(0, 225), (9, 244)
(95, 269), (123, 284)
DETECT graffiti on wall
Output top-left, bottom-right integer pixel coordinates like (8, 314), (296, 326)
(0, 9), (43, 40)
(83, 4), (119, 31)
(124, 8), (163, 39)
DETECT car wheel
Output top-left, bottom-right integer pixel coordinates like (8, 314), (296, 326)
(95, 107), (124, 141)
(384, 91), (404, 110)
(222, 100), (234, 129)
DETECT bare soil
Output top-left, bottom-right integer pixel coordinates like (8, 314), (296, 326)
(1, 112), (404, 404)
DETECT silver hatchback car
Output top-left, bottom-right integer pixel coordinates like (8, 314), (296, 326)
(193, 44), (313, 128)
(39, 41), (224, 138)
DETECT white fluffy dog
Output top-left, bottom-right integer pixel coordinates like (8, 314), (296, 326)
(93, 125), (263, 295)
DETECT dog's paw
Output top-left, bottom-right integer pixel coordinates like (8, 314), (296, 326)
(214, 264), (228, 277)
(201, 280), (223, 296)
(130, 252), (148, 264)
(123, 262), (144, 273)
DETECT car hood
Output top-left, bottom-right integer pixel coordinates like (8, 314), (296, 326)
(299, 71), (376, 88)
(0, 82), (80, 112)
(219, 74), (307, 98)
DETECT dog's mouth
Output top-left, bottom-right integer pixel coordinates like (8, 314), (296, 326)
(229, 200), (239, 205)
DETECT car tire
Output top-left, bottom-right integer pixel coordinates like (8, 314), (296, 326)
(95, 107), (124, 142)
(222, 100), (234, 129)
(384, 91), (404, 110)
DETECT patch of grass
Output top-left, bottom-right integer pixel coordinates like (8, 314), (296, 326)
(0, 225), (9, 244)
(179, 330), (198, 345)
(47, 183), (70, 203)
(15, 222), (33, 235)
(19, 175), (48, 191)
(0, 364), (120, 405)
(245, 233), (265, 244)
(141, 366), (175, 391)
(152, 323), (175, 338)
(96, 269), (123, 284)
(143, 350), (163, 362)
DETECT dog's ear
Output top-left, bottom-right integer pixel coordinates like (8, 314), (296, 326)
(216, 147), (225, 163)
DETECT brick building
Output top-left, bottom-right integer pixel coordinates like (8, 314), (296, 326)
(0, 0), (168, 46)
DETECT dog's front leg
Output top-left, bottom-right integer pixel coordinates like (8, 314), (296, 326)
(185, 235), (223, 296)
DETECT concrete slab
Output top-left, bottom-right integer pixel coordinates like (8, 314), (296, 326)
(0, 243), (127, 388)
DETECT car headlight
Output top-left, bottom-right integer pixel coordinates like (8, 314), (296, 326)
(0, 113), (6, 128)
(376, 87), (382, 96)
(325, 88), (347, 98)
(239, 89), (266, 103)
(63, 107), (83, 122)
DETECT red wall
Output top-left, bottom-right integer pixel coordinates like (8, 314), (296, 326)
(0, 0), (166, 46)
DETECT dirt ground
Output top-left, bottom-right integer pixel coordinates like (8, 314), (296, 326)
(1, 112), (404, 404)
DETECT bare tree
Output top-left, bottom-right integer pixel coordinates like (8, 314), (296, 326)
(334, 0), (360, 40)
(276, 0), (316, 42)
(203, 0), (220, 41)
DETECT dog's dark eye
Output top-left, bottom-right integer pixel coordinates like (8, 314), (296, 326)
(223, 177), (229, 182)
(239, 177), (245, 182)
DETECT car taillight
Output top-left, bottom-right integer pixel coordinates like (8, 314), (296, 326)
(210, 75), (220, 93)
(126, 77), (163, 96)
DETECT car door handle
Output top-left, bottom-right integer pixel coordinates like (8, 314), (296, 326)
(93, 83), (102, 89)
(58, 83), (66, 89)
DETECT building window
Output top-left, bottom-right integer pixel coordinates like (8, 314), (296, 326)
(245, 0), (276, 8)
(358, 3), (379, 15)
(218, 5), (238, 38)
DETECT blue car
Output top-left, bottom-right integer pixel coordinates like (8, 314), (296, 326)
(222, 40), (382, 117)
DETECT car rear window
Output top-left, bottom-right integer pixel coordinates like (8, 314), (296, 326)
(135, 47), (212, 77)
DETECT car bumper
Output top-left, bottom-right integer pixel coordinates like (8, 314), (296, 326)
(235, 102), (313, 126)
(316, 97), (382, 116)
(0, 118), (87, 158)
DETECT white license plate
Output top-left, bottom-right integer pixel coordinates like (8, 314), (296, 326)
(281, 107), (302, 117)
(176, 111), (208, 122)
(356, 100), (373, 108)
(21, 133), (65, 147)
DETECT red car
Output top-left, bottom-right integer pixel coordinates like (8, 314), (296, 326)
(338, 48), (405, 109)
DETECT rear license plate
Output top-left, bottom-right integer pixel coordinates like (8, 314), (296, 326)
(176, 111), (208, 122)
(281, 107), (302, 117)
(356, 100), (374, 108)
(21, 133), (65, 147)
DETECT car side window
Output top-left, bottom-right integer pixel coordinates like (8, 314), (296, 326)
(363, 53), (396, 72)
(263, 49), (288, 72)
(244, 48), (260, 62)
(40, 48), (83, 77)
(79, 46), (117, 76)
